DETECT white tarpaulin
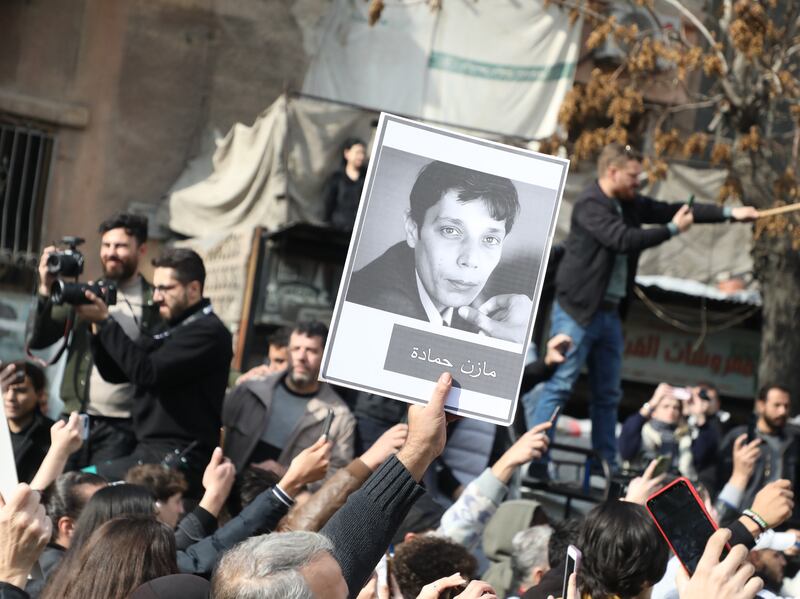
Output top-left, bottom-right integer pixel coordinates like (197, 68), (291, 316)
(302, 0), (582, 139)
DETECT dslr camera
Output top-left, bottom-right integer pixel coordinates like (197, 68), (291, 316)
(46, 236), (117, 306)
(51, 279), (117, 307)
(46, 236), (86, 277)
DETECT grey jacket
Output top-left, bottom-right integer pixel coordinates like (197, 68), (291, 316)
(222, 374), (356, 488)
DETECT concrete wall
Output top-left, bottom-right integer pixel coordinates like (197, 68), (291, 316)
(0, 0), (327, 276)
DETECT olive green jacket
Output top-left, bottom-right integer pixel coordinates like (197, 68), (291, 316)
(27, 275), (163, 415)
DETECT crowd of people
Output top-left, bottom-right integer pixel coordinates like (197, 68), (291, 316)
(1, 142), (798, 599)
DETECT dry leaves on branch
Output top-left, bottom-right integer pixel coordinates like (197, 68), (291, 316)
(683, 132), (709, 158)
(654, 128), (682, 157)
(642, 157), (668, 184)
(711, 143), (732, 166)
(738, 126), (762, 152)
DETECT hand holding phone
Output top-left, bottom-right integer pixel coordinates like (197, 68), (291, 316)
(562, 545), (582, 599)
(646, 477), (726, 575)
(321, 408), (335, 439)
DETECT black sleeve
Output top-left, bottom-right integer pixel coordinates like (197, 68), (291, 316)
(574, 199), (672, 254)
(176, 487), (291, 574)
(89, 322), (130, 384)
(0, 582), (30, 599)
(636, 195), (727, 224)
(726, 519), (756, 550)
(321, 456), (425, 598)
(27, 296), (73, 350)
(93, 317), (226, 388)
(519, 359), (556, 395)
(174, 506), (218, 550)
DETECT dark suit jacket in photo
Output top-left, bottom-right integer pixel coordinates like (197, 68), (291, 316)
(347, 242), (480, 334)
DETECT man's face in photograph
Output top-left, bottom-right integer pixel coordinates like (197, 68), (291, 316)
(405, 189), (506, 311)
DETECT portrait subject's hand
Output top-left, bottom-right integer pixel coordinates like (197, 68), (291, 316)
(458, 294), (532, 344)
(544, 334), (572, 366)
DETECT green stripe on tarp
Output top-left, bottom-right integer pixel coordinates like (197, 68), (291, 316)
(428, 50), (576, 82)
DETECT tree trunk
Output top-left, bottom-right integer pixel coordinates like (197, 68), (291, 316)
(752, 234), (800, 409)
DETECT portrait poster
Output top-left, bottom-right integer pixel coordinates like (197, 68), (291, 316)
(320, 114), (568, 425)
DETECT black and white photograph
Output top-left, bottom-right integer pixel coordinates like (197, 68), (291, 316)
(322, 114), (568, 425)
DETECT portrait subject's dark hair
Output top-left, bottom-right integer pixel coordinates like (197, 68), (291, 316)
(293, 320), (329, 345)
(99, 213), (149, 245)
(152, 248), (206, 291)
(577, 501), (669, 599)
(408, 160), (520, 234)
(42, 517), (177, 599)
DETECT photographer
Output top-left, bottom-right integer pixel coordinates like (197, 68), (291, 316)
(27, 214), (162, 468)
(78, 247), (232, 496)
(619, 383), (716, 479)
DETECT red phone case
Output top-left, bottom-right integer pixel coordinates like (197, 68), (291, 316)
(645, 476), (727, 575)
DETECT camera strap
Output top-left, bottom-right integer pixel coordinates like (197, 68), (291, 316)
(152, 304), (214, 340)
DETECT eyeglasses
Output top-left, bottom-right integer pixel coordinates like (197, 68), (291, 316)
(153, 284), (180, 294)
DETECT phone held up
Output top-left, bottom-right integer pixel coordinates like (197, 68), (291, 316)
(562, 544), (581, 599)
(646, 477), (727, 575)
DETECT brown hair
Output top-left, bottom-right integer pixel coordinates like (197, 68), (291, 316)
(597, 143), (639, 178)
(125, 464), (188, 502)
(41, 516), (177, 599)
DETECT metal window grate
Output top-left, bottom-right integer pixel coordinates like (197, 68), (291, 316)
(0, 118), (54, 266)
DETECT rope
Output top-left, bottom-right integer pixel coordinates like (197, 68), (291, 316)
(633, 285), (760, 335)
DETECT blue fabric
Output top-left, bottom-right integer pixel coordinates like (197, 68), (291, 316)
(529, 300), (623, 466)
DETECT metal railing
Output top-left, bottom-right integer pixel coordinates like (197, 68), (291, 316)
(0, 118), (54, 266)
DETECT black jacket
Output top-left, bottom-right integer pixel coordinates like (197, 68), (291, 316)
(347, 242), (480, 333)
(90, 299), (232, 453)
(556, 182), (728, 326)
(11, 411), (54, 483)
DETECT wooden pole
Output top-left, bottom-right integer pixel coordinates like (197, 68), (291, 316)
(757, 203), (800, 218)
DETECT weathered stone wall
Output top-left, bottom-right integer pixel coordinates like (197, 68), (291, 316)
(0, 0), (327, 275)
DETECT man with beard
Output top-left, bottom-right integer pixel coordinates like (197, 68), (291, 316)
(526, 143), (758, 471)
(222, 321), (356, 490)
(28, 213), (162, 467)
(718, 385), (800, 521)
(77, 247), (232, 496)
(749, 548), (790, 598)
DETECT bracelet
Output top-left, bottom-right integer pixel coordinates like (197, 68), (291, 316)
(742, 508), (768, 531)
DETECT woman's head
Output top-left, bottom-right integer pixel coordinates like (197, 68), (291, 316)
(578, 500), (669, 599)
(49, 517), (177, 599)
(68, 483), (157, 557)
(342, 137), (366, 170)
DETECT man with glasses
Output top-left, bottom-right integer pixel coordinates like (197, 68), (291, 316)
(526, 143), (758, 472)
(76, 247), (232, 496)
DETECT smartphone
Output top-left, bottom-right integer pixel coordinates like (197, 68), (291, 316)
(646, 477), (727, 575)
(562, 544), (582, 599)
(745, 412), (758, 443)
(321, 408), (335, 438)
(549, 405), (562, 424)
(672, 387), (692, 401)
(651, 454), (671, 477)
(687, 194), (695, 210)
(78, 414), (90, 441)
